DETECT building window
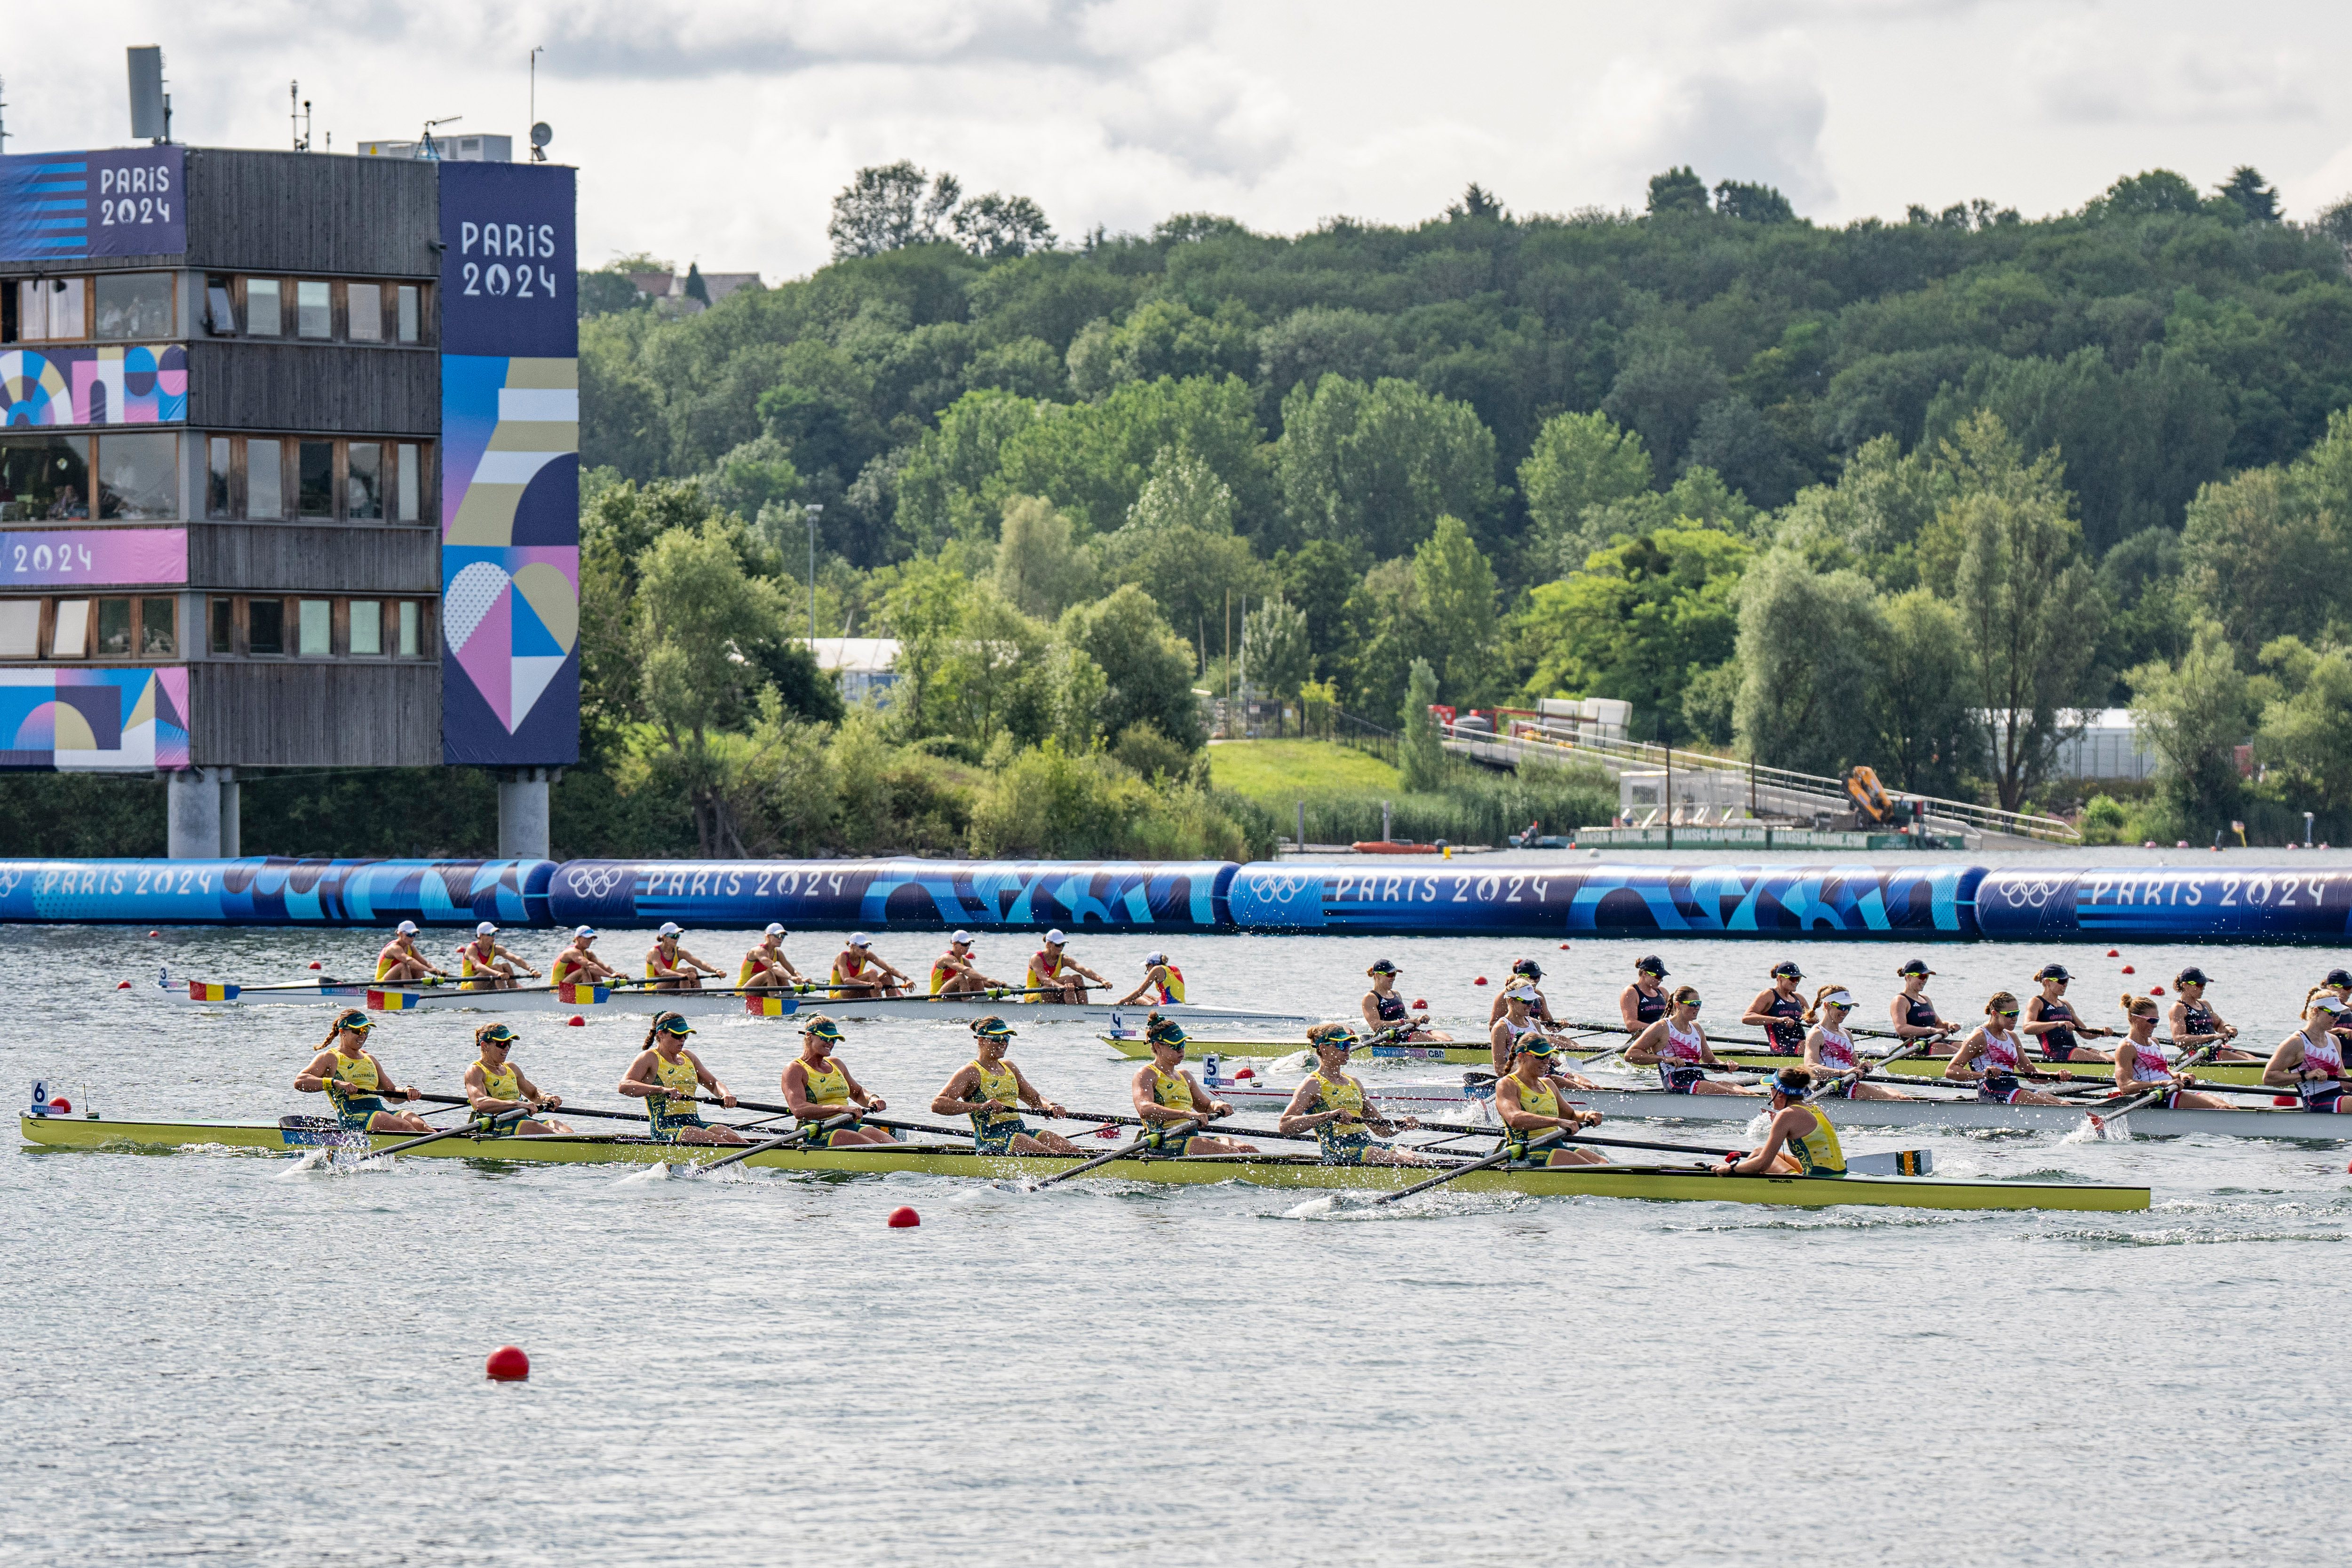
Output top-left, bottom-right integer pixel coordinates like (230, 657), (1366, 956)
(192, 596), (430, 660)
(195, 434), (429, 523)
(397, 444), (421, 521)
(93, 274), (173, 340)
(142, 597), (176, 656)
(247, 598), (285, 656)
(0, 599), (38, 658)
(95, 597), (135, 656)
(397, 285), (421, 343)
(349, 600), (382, 655)
(205, 276), (237, 336)
(297, 598), (332, 656)
(0, 435), (93, 521)
(207, 437), (232, 518)
(347, 443), (383, 519)
(297, 442), (334, 518)
(246, 278), (282, 337)
(49, 597), (90, 659)
(246, 439), (284, 519)
(12, 278), (87, 342)
(296, 281), (332, 339)
(347, 282), (383, 342)
(95, 432), (178, 520)
(398, 601), (421, 657)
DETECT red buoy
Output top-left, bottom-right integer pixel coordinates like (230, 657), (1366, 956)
(567, 1015), (586, 1027)
(1473, 976), (1488, 986)
(48, 1097), (70, 1114)
(1559, 942), (1570, 950)
(2150, 985), (2164, 995)
(2106, 949), (2120, 958)
(116, 979), (131, 989)
(1411, 997), (1428, 1009)
(2121, 965), (2135, 975)
(147, 931), (160, 939)
(309, 961), (323, 971)
(485, 1345), (529, 1381)
(887, 1205), (921, 1229)
(1234, 1067), (1255, 1080)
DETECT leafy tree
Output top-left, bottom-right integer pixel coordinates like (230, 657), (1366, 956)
(1257, 307), (1394, 415)
(700, 436), (802, 523)
(1278, 374), (1501, 558)
(1511, 526), (1752, 732)
(1518, 410), (1653, 570)
(1874, 589), (1979, 799)
(2128, 620), (2250, 834)
(2215, 166), (2280, 224)
(1603, 348), (1729, 481)
(2180, 465), (2347, 666)
(1411, 516), (1499, 702)
(1731, 551), (1884, 777)
(828, 161), (963, 259)
(1646, 166), (1709, 216)
(1058, 585), (1203, 747)
(894, 390), (1052, 552)
(754, 339), (887, 494)
(1098, 447), (1264, 655)
(2257, 638), (2352, 812)
(1714, 180), (1795, 223)
(1682, 396), (1803, 508)
(682, 263), (709, 305)
(578, 268), (650, 318)
(930, 582), (1051, 750)
(1771, 434), (1946, 589)
(2090, 169), (2203, 220)
(950, 192), (1056, 258)
(1243, 595), (1312, 710)
(1273, 538), (1372, 681)
(1068, 300), (1258, 398)
(992, 494), (1099, 620)
(1400, 658), (1446, 791)
(1446, 183), (1507, 222)
(998, 374), (1273, 540)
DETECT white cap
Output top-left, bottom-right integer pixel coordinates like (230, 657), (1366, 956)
(395, 920), (419, 935)
(849, 932), (872, 948)
(764, 923), (786, 937)
(476, 921), (498, 936)
(1143, 951), (1168, 967)
(1503, 982), (1539, 1002)
(1044, 928), (1068, 945)
(2314, 996), (2350, 1015)
(658, 922), (683, 937)
(950, 930), (974, 945)
(1825, 991), (1855, 1008)
(574, 925), (597, 939)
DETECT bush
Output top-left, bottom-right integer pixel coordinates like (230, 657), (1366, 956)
(969, 740), (1271, 859)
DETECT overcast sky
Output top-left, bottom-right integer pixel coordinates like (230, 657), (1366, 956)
(14, 1), (2352, 279)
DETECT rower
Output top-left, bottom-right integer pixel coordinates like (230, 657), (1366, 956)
(1489, 983), (1597, 1089)
(1740, 959), (1809, 1056)
(1944, 992), (2072, 1105)
(1115, 950), (1185, 1007)
(1618, 954), (1670, 1035)
(1362, 958), (1447, 1041)
(2113, 993), (2241, 1111)
(646, 923), (722, 992)
(1889, 958), (1957, 1050)
(831, 933), (908, 1000)
(1486, 958), (1559, 1027)
(1026, 929), (1104, 1005)
(1719, 1068), (1845, 1176)
(374, 920), (448, 984)
(2023, 963), (2110, 1063)
(2261, 991), (2352, 1115)
(781, 1017), (897, 1146)
(457, 921), (540, 992)
(2321, 968), (2352, 1009)
(930, 1016), (1079, 1154)
(551, 926), (621, 987)
(617, 1011), (746, 1146)
(462, 1023), (572, 1134)
(1494, 1035), (1609, 1167)
(294, 1009), (431, 1133)
(739, 924), (804, 992)
(1626, 986), (1760, 1097)
(1801, 985), (1912, 1101)
(1278, 1023), (1431, 1166)
(2169, 967), (2254, 1059)
(1128, 1015), (1257, 1156)
(930, 931), (1009, 998)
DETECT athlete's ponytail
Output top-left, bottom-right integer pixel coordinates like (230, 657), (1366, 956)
(1804, 984), (1851, 1026)
(2305, 985), (2328, 1021)
(2122, 992), (2158, 1020)
(1985, 990), (2019, 1019)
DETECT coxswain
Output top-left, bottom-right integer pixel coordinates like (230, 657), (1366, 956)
(1278, 1023), (1432, 1166)
(1026, 928), (1104, 1005)
(1719, 1068), (1846, 1176)
(1889, 958), (1958, 1049)
(2169, 967), (2254, 1059)
(1494, 1035), (1609, 1166)
(739, 924), (804, 992)
(617, 1011), (745, 1146)
(930, 1016), (1080, 1154)
(1944, 992), (2071, 1105)
(646, 923), (722, 992)
(1741, 959), (1810, 1056)
(2023, 963), (2110, 1063)
(1626, 986), (1760, 1097)
(930, 931), (1009, 997)
(457, 922), (540, 992)
(374, 920), (448, 984)
(1486, 958), (1559, 1027)
(551, 926), (621, 987)
(1489, 983), (1597, 1088)
(830, 933), (908, 999)
(1362, 958), (1448, 1041)
(2261, 991), (2352, 1114)
(294, 1009), (430, 1133)
(1116, 950), (1186, 1006)
(1129, 1015), (1256, 1156)
(1618, 955), (1670, 1035)
(2112, 994), (2241, 1111)
(462, 1022), (572, 1134)
(1801, 985), (1913, 1101)
(781, 1017), (896, 1145)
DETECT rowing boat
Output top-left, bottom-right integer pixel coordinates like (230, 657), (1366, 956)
(1102, 1034), (1487, 1062)
(16, 1113), (2148, 1212)
(1700, 1050), (2275, 1088)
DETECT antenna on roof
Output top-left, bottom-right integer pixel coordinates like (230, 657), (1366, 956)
(0, 76), (10, 154)
(418, 115), (461, 160)
(529, 47), (550, 163)
(127, 46), (171, 144)
(290, 81), (312, 152)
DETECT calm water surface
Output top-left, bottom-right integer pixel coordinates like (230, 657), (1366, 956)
(5, 915), (2349, 1566)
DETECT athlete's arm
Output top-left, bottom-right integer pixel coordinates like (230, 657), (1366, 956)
(616, 1051), (661, 1098)
(1623, 1019), (1667, 1065)
(1724, 1110), (1799, 1175)
(1278, 1080), (1337, 1134)
(930, 1064), (985, 1117)
(1738, 989), (1780, 1029)
(1618, 985), (1645, 1033)
(1943, 1032), (1986, 1082)
(293, 1050), (341, 1093)
(2261, 1036), (2307, 1087)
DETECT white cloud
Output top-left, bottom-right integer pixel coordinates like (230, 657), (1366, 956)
(1582, 51), (1836, 212)
(2021, 17), (2321, 125)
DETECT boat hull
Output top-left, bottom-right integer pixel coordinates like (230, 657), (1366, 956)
(18, 1114), (2146, 1211)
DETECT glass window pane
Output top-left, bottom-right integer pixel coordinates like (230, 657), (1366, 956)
(398, 600), (420, 658)
(93, 274), (173, 340)
(0, 599), (38, 658)
(40, 279), (86, 340)
(0, 435), (94, 522)
(299, 598), (331, 656)
(296, 280), (331, 339)
(95, 597), (133, 656)
(141, 597), (176, 656)
(246, 279), (281, 337)
(349, 599), (382, 656)
(209, 597), (233, 654)
(16, 280), (47, 341)
(297, 441), (335, 518)
(346, 283), (382, 342)
(397, 444), (421, 522)
(95, 432), (178, 520)
(246, 439), (283, 520)
(247, 599), (284, 655)
(207, 437), (232, 517)
(50, 598), (90, 658)
(206, 278), (236, 335)
(346, 443), (383, 519)
(397, 285), (420, 343)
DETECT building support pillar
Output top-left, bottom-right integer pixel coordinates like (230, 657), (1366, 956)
(498, 767), (554, 860)
(167, 767), (225, 860)
(218, 769), (240, 858)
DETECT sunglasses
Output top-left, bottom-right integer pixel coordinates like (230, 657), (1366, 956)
(1995, 1009), (2020, 1018)
(1678, 1000), (1703, 1011)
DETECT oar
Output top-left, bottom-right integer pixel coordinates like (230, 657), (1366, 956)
(2085, 1042), (2222, 1136)
(366, 1107), (529, 1157)
(1031, 1113), (1228, 1189)
(688, 1113), (857, 1176)
(1369, 1129), (1562, 1205)
(1809, 1040), (1926, 1102)
(1030, 1106), (1327, 1145)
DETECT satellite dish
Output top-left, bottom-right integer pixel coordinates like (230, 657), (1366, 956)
(530, 122), (552, 148)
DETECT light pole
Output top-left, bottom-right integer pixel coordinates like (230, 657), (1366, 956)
(802, 502), (824, 643)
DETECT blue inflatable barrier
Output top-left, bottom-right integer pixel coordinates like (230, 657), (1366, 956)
(1228, 862), (1985, 938)
(0, 859), (554, 926)
(547, 859), (1238, 933)
(1976, 866), (2352, 944)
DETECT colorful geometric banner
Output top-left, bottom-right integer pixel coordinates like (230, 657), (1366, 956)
(0, 528), (186, 587)
(0, 666), (189, 771)
(0, 345), (188, 425)
(0, 147), (185, 262)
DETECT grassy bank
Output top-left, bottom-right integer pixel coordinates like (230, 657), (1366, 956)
(1210, 739), (1615, 846)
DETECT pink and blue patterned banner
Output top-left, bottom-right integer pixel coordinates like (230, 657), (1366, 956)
(0, 667), (189, 772)
(0, 528), (186, 587)
(0, 344), (188, 425)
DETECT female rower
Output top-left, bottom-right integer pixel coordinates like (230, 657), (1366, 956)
(1493, 1035), (1609, 1166)
(1626, 987), (1760, 1097)
(2112, 994), (2241, 1111)
(782, 1017), (897, 1146)
(1362, 959), (1448, 1041)
(1719, 1068), (1846, 1176)
(1801, 985), (1913, 1100)
(1944, 992), (2071, 1105)
(551, 926), (620, 987)
(1129, 1016), (1257, 1156)
(831, 933), (909, 1000)
(617, 1011), (746, 1146)
(930, 932), (1010, 997)
(2261, 991), (2352, 1115)
(1115, 951), (1186, 1006)
(1488, 983), (1598, 1087)
(646, 923), (722, 993)
(739, 924), (805, 992)
(1741, 959), (1809, 1056)
(457, 922), (540, 992)
(2169, 968), (2254, 1059)
(374, 920), (448, 984)
(1026, 929), (1104, 1005)
(1618, 955), (1670, 1035)
(1278, 1023), (1432, 1166)
(294, 1009), (431, 1133)
(1890, 957), (1957, 1050)
(463, 1022), (572, 1134)
(2023, 963), (2110, 1063)
(930, 1016), (1079, 1154)
(1487, 958), (1558, 1027)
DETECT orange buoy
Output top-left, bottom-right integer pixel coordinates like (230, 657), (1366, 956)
(485, 1345), (529, 1381)
(887, 1206), (921, 1229)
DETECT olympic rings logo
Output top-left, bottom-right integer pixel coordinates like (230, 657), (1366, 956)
(1246, 874), (1318, 901)
(561, 865), (631, 899)
(1990, 877), (2066, 909)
